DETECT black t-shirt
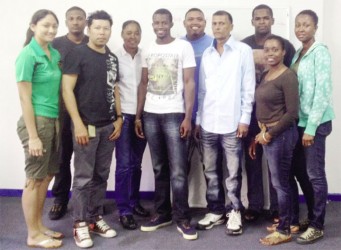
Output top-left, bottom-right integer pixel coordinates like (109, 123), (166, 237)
(63, 45), (119, 127)
(52, 35), (89, 112)
(242, 35), (296, 69)
(52, 35), (89, 65)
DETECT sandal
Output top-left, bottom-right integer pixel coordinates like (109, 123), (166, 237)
(27, 238), (62, 249)
(260, 231), (292, 246)
(244, 209), (260, 222)
(266, 223), (300, 234)
(44, 230), (65, 240)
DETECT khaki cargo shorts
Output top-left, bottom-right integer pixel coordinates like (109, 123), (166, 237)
(17, 116), (59, 179)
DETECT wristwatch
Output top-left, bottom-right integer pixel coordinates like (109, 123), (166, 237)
(117, 114), (124, 122)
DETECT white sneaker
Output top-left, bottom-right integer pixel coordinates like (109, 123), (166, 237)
(196, 213), (225, 230)
(226, 210), (242, 235)
(73, 221), (94, 248)
(89, 216), (117, 238)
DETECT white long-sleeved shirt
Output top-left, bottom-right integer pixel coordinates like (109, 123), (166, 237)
(115, 45), (142, 114)
(196, 36), (255, 134)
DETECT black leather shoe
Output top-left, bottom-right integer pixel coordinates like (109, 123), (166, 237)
(48, 203), (67, 220)
(133, 204), (150, 217)
(120, 215), (138, 230)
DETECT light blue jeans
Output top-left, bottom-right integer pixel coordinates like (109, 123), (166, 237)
(201, 128), (243, 211)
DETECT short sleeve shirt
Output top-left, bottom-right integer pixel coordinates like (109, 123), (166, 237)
(142, 38), (196, 114)
(63, 45), (119, 127)
(15, 38), (61, 118)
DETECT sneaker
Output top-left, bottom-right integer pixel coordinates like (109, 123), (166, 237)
(266, 223), (300, 234)
(196, 213), (225, 230)
(140, 214), (172, 232)
(177, 221), (198, 240)
(73, 221), (93, 248)
(296, 227), (324, 244)
(49, 203), (67, 220)
(260, 231), (292, 246)
(89, 216), (117, 238)
(226, 210), (242, 235)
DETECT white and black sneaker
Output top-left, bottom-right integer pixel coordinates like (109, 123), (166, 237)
(73, 221), (93, 248)
(196, 213), (225, 230)
(226, 210), (242, 235)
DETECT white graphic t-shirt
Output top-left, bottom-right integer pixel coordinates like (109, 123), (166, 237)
(142, 38), (195, 113)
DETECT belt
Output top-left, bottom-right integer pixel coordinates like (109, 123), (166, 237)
(258, 121), (279, 133)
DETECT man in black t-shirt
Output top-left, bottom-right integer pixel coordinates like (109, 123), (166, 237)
(241, 4), (295, 223)
(62, 10), (122, 248)
(49, 6), (89, 221)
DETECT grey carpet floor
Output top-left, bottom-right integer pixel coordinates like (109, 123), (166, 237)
(1, 197), (340, 249)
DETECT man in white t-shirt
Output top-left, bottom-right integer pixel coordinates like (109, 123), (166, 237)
(135, 8), (197, 240)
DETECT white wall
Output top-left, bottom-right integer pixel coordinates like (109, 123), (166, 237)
(1, 0), (339, 196)
(323, 0), (341, 195)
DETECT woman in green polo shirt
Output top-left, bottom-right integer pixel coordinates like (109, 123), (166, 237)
(16, 9), (63, 249)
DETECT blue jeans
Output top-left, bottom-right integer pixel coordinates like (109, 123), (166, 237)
(201, 128), (243, 212)
(301, 121), (332, 230)
(290, 126), (315, 225)
(263, 125), (298, 234)
(115, 113), (147, 215)
(71, 123), (115, 222)
(143, 112), (190, 222)
(244, 138), (278, 212)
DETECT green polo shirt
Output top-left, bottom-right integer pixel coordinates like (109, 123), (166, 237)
(16, 37), (61, 118)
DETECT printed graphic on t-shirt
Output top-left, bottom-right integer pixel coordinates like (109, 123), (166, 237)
(106, 54), (118, 119)
(147, 54), (179, 96)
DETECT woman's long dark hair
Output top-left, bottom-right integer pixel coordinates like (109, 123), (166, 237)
(24, 9), (59, 46)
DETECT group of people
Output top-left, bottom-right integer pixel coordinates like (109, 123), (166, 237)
(15, 4), (334, 249)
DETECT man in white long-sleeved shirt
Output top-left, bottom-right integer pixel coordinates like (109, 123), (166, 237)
(195, 10), (255, 236)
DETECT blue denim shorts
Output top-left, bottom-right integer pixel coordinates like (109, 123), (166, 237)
(17, 116), (59, 179)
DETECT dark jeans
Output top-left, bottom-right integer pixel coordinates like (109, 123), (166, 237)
(201, 128), (243, 211)
(143, 112), (190, 222)
(187, 121), (203, 171)
(71, 123), (115, 222)
(244, 137), (278, 212)
(115, 113), (147, 215)
(293, 122), (332, 230)
(51, 110), (73, 205)
(290, 126), (315, 225)
(263, 125), (298, 234)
